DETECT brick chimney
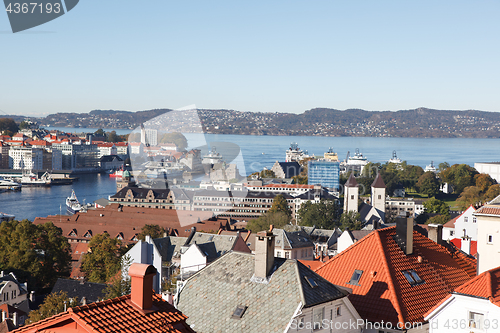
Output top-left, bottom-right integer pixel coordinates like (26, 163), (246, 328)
(395, 217), (414, 255)
(128, 263), (157, 311)
(427, 224), (443, 246)
(255, 228), (275, 279)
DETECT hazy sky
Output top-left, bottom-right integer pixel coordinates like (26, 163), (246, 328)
(1, 1), (499, 116)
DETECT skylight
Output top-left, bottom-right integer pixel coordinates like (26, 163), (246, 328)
(232, 305), (247, 319)
(348, 270), (363, 285)
(305, 276), (318, 288)
(402, 269), (424, 286)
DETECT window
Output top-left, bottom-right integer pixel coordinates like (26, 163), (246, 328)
(335, 305), (341, 317)
(276, 251), (281, 257)
(313, 307), (324, 330)
(464, 216), (468, 223)
(296, 317), (304, 331)
(285, 252), (290, 259)
(468, 311), (484, 329)
(473, 217), (477, 223)
(378, 195), (381, 199)
(488, 235), (493, 244)
(450, 230), (455, 236)
(348, 270), (363, 285)
(402, 269), (424, 286)
(351, 195), (354, 200)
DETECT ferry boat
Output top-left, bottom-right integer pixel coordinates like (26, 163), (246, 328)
(388, 150), (402, 164)
(202, 146), (224, 165)
(324, 147), (339, 162)
(341, 148), (369, 173)
(425, 161), (437, 173)
(66, 190), (83, 214)
(285, 143), (311, 162)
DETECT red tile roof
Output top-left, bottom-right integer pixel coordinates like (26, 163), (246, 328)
(13, 294), (194, 333)
(443, 216), (458, 228)
(454, 266), (500, 307)
(475, 205), (500, 216)
(299, 259), (327, 271)
(314, 226), (477, 325)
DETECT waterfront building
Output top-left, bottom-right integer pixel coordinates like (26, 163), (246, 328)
(474, 162), (500, 183)
(140, 127), (157, 146)
(8, 146), (43, 170)
(307, 160), (340, 189)
(271, 161), (302, 179)
(114, 142), (129, 159)
(52, 142), (100, 172)
(99, 155), (123, 171)
(97, 142), (117, 157)
(246, 181), (315, 195)
(129, 142), (144, 155)
(0, 143), (9, 169)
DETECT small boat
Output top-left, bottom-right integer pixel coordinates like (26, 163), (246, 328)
(66, 190), (83, 214)
(0, 177), (21, 191)
(109, 169), (124, 178)
(0, 212), (15, 222)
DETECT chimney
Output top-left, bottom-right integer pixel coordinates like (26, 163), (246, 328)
(395, 218), (414, 255)
(12, 312), (17, 327)
(244, 230), (251, 242)
(1, 310), (6, 322)
(29, 291), (35, 302)
(129, 263), (157, 311)
(0, 271), (3, 278)
(427, 224), (443, 246)
(184, 227), (196, 246)
(461, 236), (471, 255)
(81, 296), (87, 305)
(255, 230), (275, 279)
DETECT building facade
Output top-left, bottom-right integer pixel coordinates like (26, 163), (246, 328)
(308, 160), (340, 189)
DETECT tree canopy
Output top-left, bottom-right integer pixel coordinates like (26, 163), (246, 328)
(138, 224), (166, 241)
(0, 220), (71, 292)
(81, 233), (123, 283)
(27, 291), (79, 324)
(268, 194), (292, 219)
(297, 200), (340, 229)
(246, 211), (290, 233)
(0, 118), (19, 135)
(416, 172), (440, 197)
(440, 164), (479, 194)
(339, 211), (363, 231)
(159, 132), (188, 150)
(423, 197), (450, 216)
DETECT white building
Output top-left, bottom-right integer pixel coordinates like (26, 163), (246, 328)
(97, 143), (117, 158)
(8, 147), (43, 170)
(141, 127), (157, 146)
(474, 162), (500, 183)
(442, 205), (477, 241)
(425, 266), (500, 333)
(474, 195), (500, 274)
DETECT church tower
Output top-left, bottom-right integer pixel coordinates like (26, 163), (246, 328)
(344, 174), (359, 213)
(371, 173), (386, 213)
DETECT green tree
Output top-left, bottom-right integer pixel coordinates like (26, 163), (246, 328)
(107, 130), (119, 143)
(426, 214), (451, 225)
(160, 132), (188, 150)
(0, 220), (71, 291)
(94, 128), (106, 137)
(423, 197), (450, 215)
(297, 200), (340, 229)
(292, 174), (308, 184)
(81, 233), (122, 283)
(27, 291), (79, 324)
(104, 256), (132, 299)
(19, 120), (30, 130)
(416, 172), (440, 197)
(440, 164), (479, 194)
(438, 162), (450, 172)
(0, 118), (19, 134)
(268, 194), (292, 219)
(474, 173), (496, 193)
(456, 186), (482, 211)
(138, 224), (166, 241)
(339, 211), (363, 231)
(247, 212), (290, 233)
(485, 184), (500, 202)
(260, 169), (276, 178)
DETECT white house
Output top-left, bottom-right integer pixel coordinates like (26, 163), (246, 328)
(474, 195), (500, 274)
(425, 266), (500, 333)
(0, 272), (29, 310)
(336, 229), (373, 254)
(442, 205), (477, 241)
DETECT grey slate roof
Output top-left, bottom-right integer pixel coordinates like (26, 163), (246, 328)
(273, 229), (314, 249)
(301, 226), (341, 243)
(99, 155), (123, 163)
(153, 232), (242, 262)
(296, 188), (338, 201)
(176, 251), (347, 333)
(51, 278), (107, 304)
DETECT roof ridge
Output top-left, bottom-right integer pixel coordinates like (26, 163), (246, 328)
(373, 230), (406, 326)
(294, 260), (307, 307)
(486, 270), (494, 300)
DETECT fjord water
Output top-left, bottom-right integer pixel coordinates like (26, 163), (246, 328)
(2, 133), (500, 221)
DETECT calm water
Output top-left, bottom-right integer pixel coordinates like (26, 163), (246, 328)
(2, 133), (500, 221)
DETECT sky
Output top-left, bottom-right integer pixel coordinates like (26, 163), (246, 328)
(1, 0), (499, 116)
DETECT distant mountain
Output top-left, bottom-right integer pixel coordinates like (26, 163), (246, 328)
(6, 107), (500, 138)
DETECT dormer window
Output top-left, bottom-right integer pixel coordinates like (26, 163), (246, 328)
(232, 305), (247, 319)
(402, 269), (424, 286)
(348, 270), (363, 285)
(305, 276), (318, 288)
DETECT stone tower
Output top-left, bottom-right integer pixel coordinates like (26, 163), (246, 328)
(344, 173), (359, 213)
(371, 173), (386, 213)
